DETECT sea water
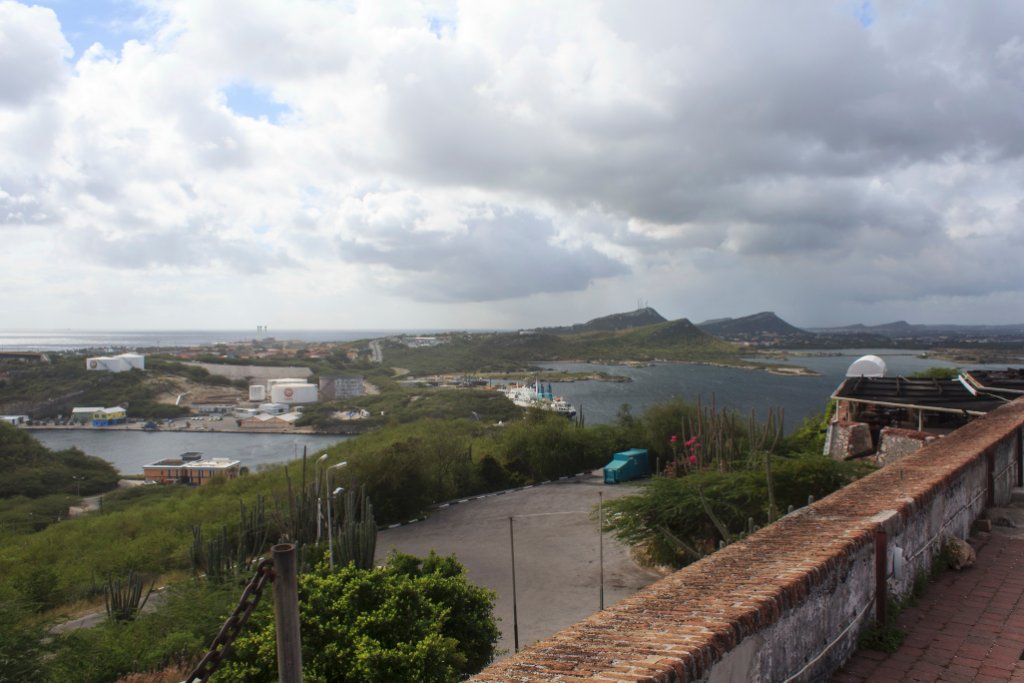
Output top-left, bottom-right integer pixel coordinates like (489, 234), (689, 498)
(540, 350), (1013, 432)
(30, 430), (347, 476)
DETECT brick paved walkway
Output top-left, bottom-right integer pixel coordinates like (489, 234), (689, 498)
(832, 532), (1024, 683)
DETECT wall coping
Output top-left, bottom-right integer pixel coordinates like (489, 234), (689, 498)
(471, 398), (1024, 682)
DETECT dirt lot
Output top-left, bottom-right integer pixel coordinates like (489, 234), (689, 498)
(375, 472), (663, 658)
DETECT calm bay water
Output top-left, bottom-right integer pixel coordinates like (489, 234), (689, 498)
(24, 349), (1016, 470)
(541, 350), (1013, 433)
(29, 430), (347, 476)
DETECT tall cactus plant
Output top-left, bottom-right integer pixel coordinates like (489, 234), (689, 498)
(331, 485), (377, 570)
(105, 569), (155, 622)
(189, 496), (269, 582)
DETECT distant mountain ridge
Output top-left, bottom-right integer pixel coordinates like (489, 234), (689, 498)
(537, 307), (668, 334)
(696, 311), (810, 338)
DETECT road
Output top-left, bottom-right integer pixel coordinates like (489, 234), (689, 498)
(374, 472), (663, 657)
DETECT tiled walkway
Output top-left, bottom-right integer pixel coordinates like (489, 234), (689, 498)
(832, 532), (1024, 682)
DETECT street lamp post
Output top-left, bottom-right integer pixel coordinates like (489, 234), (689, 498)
(72, 475), (85, 498)
(327, 461), (348, 569)
(315, 454), (328, 542)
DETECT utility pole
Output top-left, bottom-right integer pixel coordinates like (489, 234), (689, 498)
(509, 516), (520, 653)
(599, 491), (605, 610)
(273, 543), (303, 683)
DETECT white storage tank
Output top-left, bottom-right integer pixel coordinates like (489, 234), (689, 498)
(270, 383), (318, 404)
(249, 385), (267, 401)
(267, 377), (309, 388)
(118, 353), (146, 370)
(86, 356), (131, 372)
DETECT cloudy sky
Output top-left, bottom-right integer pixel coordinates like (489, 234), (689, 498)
(1, 1), (1022, 331)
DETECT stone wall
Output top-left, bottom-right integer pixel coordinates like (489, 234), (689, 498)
(471, 398), (1024, 683)
(826, 420), (873, 459)
(874, 427), (934, 466)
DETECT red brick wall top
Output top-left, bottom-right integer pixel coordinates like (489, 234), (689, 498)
(471, 398), (1024, 682)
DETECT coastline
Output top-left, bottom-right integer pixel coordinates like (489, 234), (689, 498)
(23, 421), (324, 436)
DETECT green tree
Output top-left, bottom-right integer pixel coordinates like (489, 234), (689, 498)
(0, 592), (48, 682)
(910, 366), (961, 380)
(603, 455), (873, 568)
(213, 552), (498, 683)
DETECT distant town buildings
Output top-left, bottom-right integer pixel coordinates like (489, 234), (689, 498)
(143, 454), (241, 485)
(238, 412), (303, 430)
(70, 406), (127, 426)
(319, 376), (365, 400)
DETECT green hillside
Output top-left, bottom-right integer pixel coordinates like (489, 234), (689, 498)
(381, 317), (740, 374)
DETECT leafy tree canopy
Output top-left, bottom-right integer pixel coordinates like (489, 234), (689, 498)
(0, 423), (119, 499)
(213, 551), (499, 683)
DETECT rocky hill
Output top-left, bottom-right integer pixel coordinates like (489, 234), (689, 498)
(538, 307), (667, 334)
(697, 312), (811, 340)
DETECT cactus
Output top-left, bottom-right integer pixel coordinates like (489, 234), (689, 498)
(189, 496), (269, 582)
(280, 451), (322, 547)
(331, 485), (377, 570)
(104, 570), (155, 622)
(236, 495), (269, 570)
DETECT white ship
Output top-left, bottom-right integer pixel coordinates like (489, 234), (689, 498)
(504, 381), (577, 419)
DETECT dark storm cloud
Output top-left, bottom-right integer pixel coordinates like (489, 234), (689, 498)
(374, 2), (1024, 251)
(336, 210), (628, 302)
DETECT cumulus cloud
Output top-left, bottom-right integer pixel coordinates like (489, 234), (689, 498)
(1, 0), (1022, 327)
(0, 2), (70, 106)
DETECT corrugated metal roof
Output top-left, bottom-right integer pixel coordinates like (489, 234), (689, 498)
(965, 369), (1024, 396)
(831, 376), (1007, 414)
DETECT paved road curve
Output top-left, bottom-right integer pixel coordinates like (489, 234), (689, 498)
(375, 472), (664, 658)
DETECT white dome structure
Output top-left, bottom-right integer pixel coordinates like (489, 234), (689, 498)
(846, 354), (887, 378)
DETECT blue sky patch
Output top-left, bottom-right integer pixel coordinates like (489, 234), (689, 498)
(223, 82), (290, 123)
(427, 15), (456, 39)
(33, 0), (151, 57)
(854, 1), (875, 27)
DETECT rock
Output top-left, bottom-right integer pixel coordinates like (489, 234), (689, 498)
(944, 537), (976, 570)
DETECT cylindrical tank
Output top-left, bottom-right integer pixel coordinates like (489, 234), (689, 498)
(118, 353), (146, 370)
(270, 383), (318, 404)
(249, 385), (267, 401)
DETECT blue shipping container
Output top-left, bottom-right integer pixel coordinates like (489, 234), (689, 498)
(603, 448), (650, 484)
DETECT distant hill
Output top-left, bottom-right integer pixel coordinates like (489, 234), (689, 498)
(382, 313), (735, 374)
(538, 307), (667, 334)
(697, 312), (810, 339)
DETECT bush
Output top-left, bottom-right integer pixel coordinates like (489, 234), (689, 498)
(212, 552), (498, 683)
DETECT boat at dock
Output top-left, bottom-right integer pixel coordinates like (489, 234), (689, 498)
(504, 381), (577, 419)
